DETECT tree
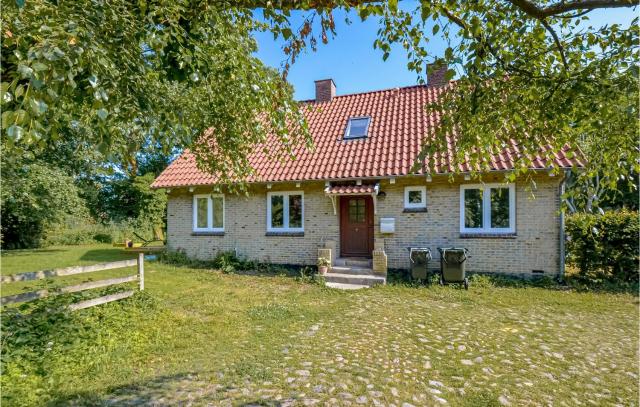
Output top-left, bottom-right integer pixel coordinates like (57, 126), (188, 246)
(0, 162), (86, 248)
(1, 1), (309, 187)
(2, 0), (637, 193)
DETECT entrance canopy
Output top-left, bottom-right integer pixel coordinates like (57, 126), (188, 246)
(324, 183), (380, 215)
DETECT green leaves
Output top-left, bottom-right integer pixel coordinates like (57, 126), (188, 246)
(365, 0), (638, 194)
(2, 1), (309, 186)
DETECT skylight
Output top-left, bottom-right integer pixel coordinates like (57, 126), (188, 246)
(344, 117), (371, 139)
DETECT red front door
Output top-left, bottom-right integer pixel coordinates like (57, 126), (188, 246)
(340, 196), (374, 258)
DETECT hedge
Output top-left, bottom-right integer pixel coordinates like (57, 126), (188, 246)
(565, 210), (639, 282)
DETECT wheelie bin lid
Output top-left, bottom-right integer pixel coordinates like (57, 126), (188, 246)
(408, 247), (432, 262)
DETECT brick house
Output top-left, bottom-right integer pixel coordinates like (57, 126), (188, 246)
(152, 68), (581, 288)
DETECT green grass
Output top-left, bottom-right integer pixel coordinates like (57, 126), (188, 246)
(1, 245), (638, 406)
(0, 244), (138, 296)
(0, 244), (137, 274)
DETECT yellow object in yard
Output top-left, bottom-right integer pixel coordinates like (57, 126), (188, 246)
(113, 240), (143, 249)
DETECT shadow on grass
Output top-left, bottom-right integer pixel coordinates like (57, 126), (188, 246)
(80, 249), (137, 263)
(1, 248), (66, 257)
(48, 372), (302, 406)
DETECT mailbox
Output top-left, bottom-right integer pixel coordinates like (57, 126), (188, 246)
(380, 217), (395, 234)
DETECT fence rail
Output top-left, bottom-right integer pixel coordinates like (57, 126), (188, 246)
(1, 253), (145, 310)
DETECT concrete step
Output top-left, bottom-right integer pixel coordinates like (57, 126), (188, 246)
(334, 258), (372, 268)
(323, 272), (385, 287)
(330, 266), (375, 275)
(325, 282), (369, 290)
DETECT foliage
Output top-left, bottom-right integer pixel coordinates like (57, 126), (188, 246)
(92, 173), (167, 241)
(317, 257), (331, 267)
(0, 290), (159, 406)
(565, 169), (639, 214)
(158, 249), (304, 276)
(0, 162), (87, 249)
(43, 217), (138, 246)
(262, 1), (639, 191)
(354, 1), (639, 184)
(3, 1), (636, 192)
(1, 0), (309, 188)
(565, 210), (639, 283)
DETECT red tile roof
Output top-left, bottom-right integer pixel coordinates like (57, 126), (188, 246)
(152, 83), (582, 188)
(325, 184), (377, 195)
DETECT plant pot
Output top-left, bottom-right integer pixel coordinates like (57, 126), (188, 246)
(319, 266), (328, 275)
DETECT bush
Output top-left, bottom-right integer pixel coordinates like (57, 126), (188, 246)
(43, 217), (137, 246)
(565, 210), (639, 283)
(1, 163), (88, 249)
(1, 290), (160, 406)
(158, 250), (301, 277)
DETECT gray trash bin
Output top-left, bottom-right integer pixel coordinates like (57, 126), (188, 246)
(437, 247), (469, 289)
(409, 247), (431, 280)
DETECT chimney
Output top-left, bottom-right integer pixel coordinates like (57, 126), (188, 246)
(427, 61), (448, 87)
(315, 79), (336, 102)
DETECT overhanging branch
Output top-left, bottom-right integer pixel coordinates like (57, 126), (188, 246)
(507, 0), (635, 19)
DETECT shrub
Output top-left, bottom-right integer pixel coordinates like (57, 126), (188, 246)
(1, 290), (160, 406)
(43, 217), (137, 246)
(1, 163), (87, 249)
(565, 210), (639, 283)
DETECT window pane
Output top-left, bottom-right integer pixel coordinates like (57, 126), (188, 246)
(408, 190), (423, 204)
(347, 118), (369, 138)
(357, 200), (365, 222)
(491, 188), (510, 228)
(196, 197), (208, 229)
(288, 194), (303, 228)
(212, 197), (224, 228)
(271, 195), (284, 228)
(348, 199), (365, 222)
(464, 189), (483, 228)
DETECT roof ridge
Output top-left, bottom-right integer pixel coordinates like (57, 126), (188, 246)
(299, 81), (453, 104)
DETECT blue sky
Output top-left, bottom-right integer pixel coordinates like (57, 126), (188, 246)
(254, 6), (637, 100)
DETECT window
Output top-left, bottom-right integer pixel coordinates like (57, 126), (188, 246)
(348, 198), (366, 222)
(404, 186), (427, 209)
(267, 191), (304, 232)
(193, 194), (224, 232)
(344, 117), (371, 139)
(460, 184), (515, 234)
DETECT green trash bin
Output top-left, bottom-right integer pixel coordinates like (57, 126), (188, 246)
(409, 247), (432, 280)
(437, 247), (469, 290)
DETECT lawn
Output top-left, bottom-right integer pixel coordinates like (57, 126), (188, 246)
(1, 245), (638, 406)
(0, 244), (138, 296)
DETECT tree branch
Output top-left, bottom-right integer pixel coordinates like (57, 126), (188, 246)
(507, 0), (635, 19)
(441, 7), (540, 78)
(540, 18), (569, 70)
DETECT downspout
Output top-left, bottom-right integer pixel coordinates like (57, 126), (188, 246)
(559, 170), (569, 281)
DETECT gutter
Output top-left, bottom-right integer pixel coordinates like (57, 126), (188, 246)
(154, 167), (575, 190)
(559, 170), (569, 281)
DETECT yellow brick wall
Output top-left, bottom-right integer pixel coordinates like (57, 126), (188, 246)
(373, 175), (562, 277)
(166, 174), (562, 277)
(167, 181), (339, 265)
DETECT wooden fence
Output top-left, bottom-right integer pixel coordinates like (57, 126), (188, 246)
(1, 253), (145, 311)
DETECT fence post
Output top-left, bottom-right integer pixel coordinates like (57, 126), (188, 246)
(138, 252), (144, 291)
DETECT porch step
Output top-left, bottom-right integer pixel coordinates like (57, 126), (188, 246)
(330, 266), (375, 275)
(334, 258), (373, 268)
(323, 271), (385, 287)
(325, 282), (369, 290)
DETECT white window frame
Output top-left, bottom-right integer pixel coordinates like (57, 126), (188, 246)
(193, 194), (225, 232)
(267, 191), (305, 232)
(344, 116), (371, 139)
(459, 183), (516, 234)
(404, 186), (427, 209)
